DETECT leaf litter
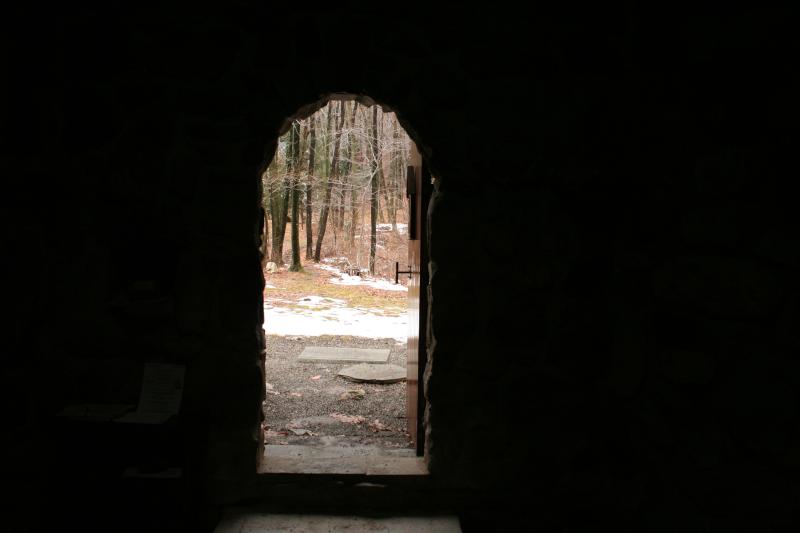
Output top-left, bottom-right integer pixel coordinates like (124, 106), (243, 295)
(330, 413), (366, 424)
(262, 334), (413, 449)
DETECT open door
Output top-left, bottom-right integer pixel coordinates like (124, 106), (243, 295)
(405, 143), (429, 455)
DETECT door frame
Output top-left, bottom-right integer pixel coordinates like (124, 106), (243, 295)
(406, 142), (431, 457)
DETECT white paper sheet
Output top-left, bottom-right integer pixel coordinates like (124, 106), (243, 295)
(135, 363), (186, 415)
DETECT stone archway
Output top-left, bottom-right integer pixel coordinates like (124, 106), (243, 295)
(252, 93), (437, 474)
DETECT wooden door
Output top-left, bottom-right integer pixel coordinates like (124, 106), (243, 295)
(406, 143), (429, 455)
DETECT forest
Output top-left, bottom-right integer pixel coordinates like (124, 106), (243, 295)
(262, 100), (413, 278)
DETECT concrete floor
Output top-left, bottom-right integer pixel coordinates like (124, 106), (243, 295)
(259, 444), (427, 475)
(214, 511), (461, 532)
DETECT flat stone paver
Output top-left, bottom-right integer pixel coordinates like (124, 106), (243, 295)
(338, 363), (406, 383)
(298, 346), (390, 363)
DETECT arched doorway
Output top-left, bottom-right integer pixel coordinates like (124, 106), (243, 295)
(256, 94), (431, 475)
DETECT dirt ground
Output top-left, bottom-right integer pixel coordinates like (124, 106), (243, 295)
(262, 227), (413, 453)
(262, 334), (412, 449)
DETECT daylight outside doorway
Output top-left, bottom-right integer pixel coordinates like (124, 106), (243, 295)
(258, 96), (427, 475)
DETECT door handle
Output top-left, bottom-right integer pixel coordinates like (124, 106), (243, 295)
(395, 261), (419, 284)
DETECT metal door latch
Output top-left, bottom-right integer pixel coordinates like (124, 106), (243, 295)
(395, 261), (419, 284)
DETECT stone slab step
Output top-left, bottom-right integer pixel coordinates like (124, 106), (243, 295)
(259, 445), (426, 476)
(298, 346), (390, 364)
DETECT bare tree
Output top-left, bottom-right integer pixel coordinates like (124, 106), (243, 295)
(266, 99), (412, 276)
(314, 100), (346, 262)
(369, 105), (379, 275)
(266, 153), (287, 265)
(305, 115), (316, 259)
(347, 102), (360, 253)
(288, 120), (302, 271)
(260, 177), (270, 257)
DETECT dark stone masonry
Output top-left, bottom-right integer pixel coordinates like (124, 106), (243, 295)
(4, 5), (799, 532)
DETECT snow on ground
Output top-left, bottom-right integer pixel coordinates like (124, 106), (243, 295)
(317, 264), (408, 292)
(376, 223), (408, 235)
(263, 262), (408, 341)
(329, 272), (407, 292)
(321, 257), (349, 264)
(264, 300), (407, 342)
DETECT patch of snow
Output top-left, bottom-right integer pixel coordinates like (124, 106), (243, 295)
(265, 284), (277, 289)
(321, 256), (349, 264)
(316, 264), (343, 274)
(329, 274), (407, 292)
(316, 263), (407, 292)
(263, 305), (407, 342)
(375, 223), (408, 235)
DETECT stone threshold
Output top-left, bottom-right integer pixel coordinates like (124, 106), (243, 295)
(258, 445), (428, 476)
(214, 511), (460, 532)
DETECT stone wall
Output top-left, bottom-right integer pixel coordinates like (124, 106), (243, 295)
(5, 5), (800, 530)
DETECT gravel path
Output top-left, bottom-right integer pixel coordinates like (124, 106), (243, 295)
(262, 334), (412, 450)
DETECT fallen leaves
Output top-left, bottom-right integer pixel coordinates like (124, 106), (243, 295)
(330, 413), (366, 424)
(339, 388), (366, 400)
(368, 419), (392, 432)
(288, 428), (314, 436)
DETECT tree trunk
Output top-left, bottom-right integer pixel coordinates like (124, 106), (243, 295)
(339, 101), (356, 246)
(260, 173), (271, 258)
(390, 116), (399, 231)
(332, 101), (355, 249)
(347, 102), (362, 253)
(269, 176), (285, 265)
(369, 105), (379, 275)
(376, 111), (390, 225)
(269, 162), (290, 266)
(377, 160), (389, 224)
(288, 120), (303, 271)
(281, 173), (290, 233)
(268, 206), (269, 257)
(314, 100), (346, 262)
(349, 184), (357, 254)
(305, 116), (315, 259)
(331, 189), (339, 239)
